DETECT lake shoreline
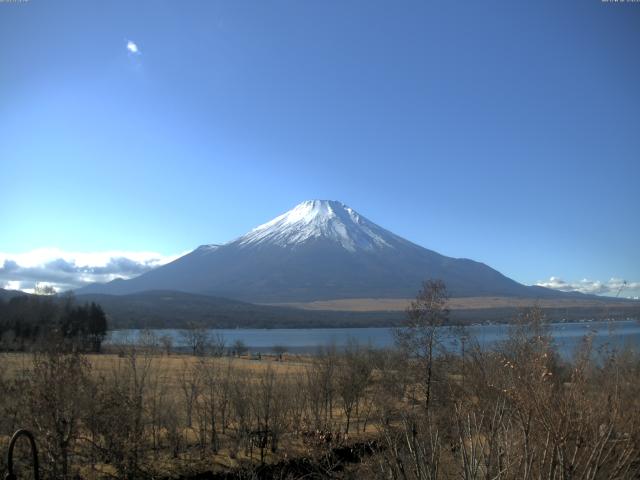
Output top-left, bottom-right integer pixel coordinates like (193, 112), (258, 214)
(107, 319), (640, 359)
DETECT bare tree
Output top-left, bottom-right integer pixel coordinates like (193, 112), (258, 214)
(228, 369), (252, 458)
(315, 344), (338, 428)
(395, 279), (449, 413)
(179, 360), (201, 429)
(195, 357), (230, 452)
(180, 323), (211, 356)
(336, 341), (373, 434)
(138, 329), (159, 353)
(232, 339), (248, 357)
(27, 351), (91, 480)
(90, 347), (154, 478)
(211, 332), (226, 357)
(159, 334), (173, 356)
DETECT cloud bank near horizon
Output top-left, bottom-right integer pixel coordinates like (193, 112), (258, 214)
(535, 276), (640, 299)
(0, 248), (184, 293)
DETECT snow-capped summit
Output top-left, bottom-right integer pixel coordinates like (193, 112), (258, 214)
(236, 200), (394, 252)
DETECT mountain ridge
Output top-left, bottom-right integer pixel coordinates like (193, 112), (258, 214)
(77, 200), (583, 302)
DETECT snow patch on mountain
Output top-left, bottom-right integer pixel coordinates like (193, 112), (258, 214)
(235, 200), (395, 252)
(196, 244), (221, 253)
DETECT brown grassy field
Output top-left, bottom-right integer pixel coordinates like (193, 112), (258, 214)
(0, 349), (379, 478)
(1, 309), (639, 479)
(267, 295), (637, 311)
(1, 351), (309, 379)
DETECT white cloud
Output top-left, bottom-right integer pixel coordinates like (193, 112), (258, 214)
(3, 280), (22, 291)
(535, 276), (640, 298)
(0, 248), (185, 293)
(126, 40), (140, 55)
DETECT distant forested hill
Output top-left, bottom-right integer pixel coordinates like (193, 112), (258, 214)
(76, 290), (403, 329)
(77, 290), (640, 329)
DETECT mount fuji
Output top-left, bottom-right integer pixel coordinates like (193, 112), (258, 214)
(78, 200), (564, 302)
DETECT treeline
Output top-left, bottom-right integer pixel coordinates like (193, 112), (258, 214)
(0, 295), (107, 352)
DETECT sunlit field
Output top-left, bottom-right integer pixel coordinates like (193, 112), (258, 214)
(2, 308), (639, 479)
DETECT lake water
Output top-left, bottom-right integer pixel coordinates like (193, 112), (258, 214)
(108, 319), (640, 358)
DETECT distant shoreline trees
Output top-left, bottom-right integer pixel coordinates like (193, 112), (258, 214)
(0, 294), (107, 352)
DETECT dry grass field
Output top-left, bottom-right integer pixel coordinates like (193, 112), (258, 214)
(0, 348), (380, 479)
(1, 351), (309, 380)
(268, 295), (637, 311)
(1, 309), (639, 479)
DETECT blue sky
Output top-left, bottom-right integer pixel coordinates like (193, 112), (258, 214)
(0, 0), (638, 297)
